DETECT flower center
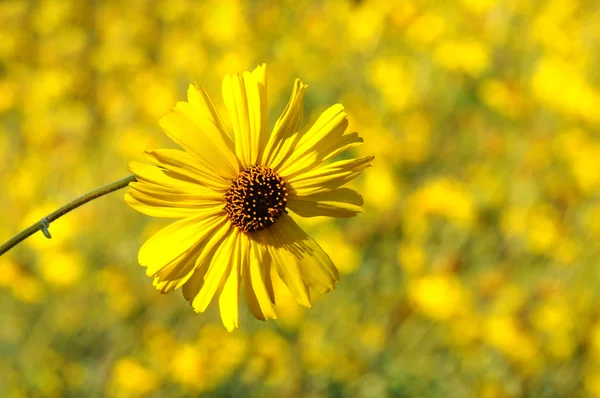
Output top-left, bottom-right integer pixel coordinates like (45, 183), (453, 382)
(224, 165), (288, 233)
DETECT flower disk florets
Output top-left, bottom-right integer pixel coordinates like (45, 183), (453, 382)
(224, 165), (288, 233)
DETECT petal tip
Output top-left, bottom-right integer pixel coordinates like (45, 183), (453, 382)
(253, 63), (267, 73)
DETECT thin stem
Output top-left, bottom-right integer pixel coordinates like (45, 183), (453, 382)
(0, 174), (137, 257)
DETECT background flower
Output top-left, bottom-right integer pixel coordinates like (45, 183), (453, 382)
(2, 0), (600, 396)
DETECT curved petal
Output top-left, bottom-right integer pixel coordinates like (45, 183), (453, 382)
(191, 228), (240, 313)
(125, 192), (216, 219)
(259, 214), (339, 305)
(138, 209), (227, 278)
(265, 227), (311, 308)
(151, 249), (199, 293)
(263, 78), (307, 169)
(129, 161), (207, 194)
(152, 216), (229, 293)
(144, 149), (230, 193)
(287, 156), (374, 196)
(320, 131), (363, 161)
(181, 222), (233, 301)
(219, 234), (244, 331)
(174, 91), (239, 175)
(128, 181), (222, 211)
(129, 181), (222, 202)
(159, 104), (238, 179)
(277, 104), (348, 177)
(278, 215), (339, 294)
(187, 83), (232, 141)
(222, 64), (268, 167)
(181, 265), (208, 303)
(287, 188), (364, 218)
(244, 238), (277, 320)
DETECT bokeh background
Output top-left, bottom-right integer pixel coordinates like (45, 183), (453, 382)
(2, 0), (600, 396)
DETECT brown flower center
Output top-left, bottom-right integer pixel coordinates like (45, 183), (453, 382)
(224, 165), (288, 233)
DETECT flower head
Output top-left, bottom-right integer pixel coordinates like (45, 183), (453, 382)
(126, 64), (373, 331)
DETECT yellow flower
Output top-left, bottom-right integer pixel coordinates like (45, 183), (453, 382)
(111, 358), (158, 396)
(126, 64), (373, 331)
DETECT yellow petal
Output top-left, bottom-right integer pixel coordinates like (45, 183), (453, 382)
(192, 228), (240, 313)
(219, 235), (244, 331)
(260, 214), (311, 307)
(154, 220), (231, 294)
(263, 78), (307, 169)
(272, 215), (339, 294)
(174, 98), (239, 175)
(251, 65), (269, 160)
(129, 161), (204, 193)
(144, 149), (230, 193)
(129, 182), (222, 208)
(222, 64), (268, 167)
(160, 108), (238, 179)
(287, 156), (374, 196)
(151, 251), (199, 294)
(187, 83), (232, 141)
(244, 238), (277, 320)
(287, 188), (364, 218)
(321, 131), (364, 161)
(182, 265), (208, 303)
(138, 209), (226, 277)
(126, 175), (222, 218)
(181, 222), (232, 301)
(277, 104), (348, 177)
(125, 192), (209, 219)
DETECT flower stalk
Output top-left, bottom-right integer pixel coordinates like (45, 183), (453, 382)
(0, 175), (137, 256)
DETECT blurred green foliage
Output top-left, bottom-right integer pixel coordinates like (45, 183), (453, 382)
(2, 0), (600, 396)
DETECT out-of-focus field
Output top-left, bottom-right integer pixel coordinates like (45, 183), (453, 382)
(2, 0), (600, 396)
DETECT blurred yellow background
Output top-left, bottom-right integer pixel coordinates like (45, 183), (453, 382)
(2, 0), (600, 396)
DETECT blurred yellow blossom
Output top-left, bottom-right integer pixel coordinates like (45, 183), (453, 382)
(434, 39), (491, 76)
(362, 163), (399, 212)
(314, 226), (361, 275)
(0, 257), (45, 302)
(585, 369), (600, 397)
(484, 315), (542, 373)
(408, 177), (476, 229)
(346, 6), (384, 51)
(531, 293), (576, 360)
(243, 329), (296, 388)
(451, 315), (481, 346)
(0, 80), (19, 114)
(368, 57), (414, 112)
(405, 12), (446, 45)
(531, 57), (600, 125)
(38, 250), (84, 288)
(490, 284), (527, 315)
(170, 324), (249, 388)
(170, 343), (206, 390)
(408, 273), (471, 321)
(500, 206), (529, 238)
(478, 80), (524, 119)
(459, 0), (497, 14)
(111, 358), (158, 397)
(97, 267), (137, 317)
(359, 322), (387, 354)
(401, 113), (432, 164)
(525, 205), (561, 254)
(397, 241), (426, 274)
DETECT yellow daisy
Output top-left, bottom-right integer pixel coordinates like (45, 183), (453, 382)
(126, 64), (373, 331)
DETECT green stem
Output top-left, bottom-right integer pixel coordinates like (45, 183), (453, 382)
(0, 175), (137, 257)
